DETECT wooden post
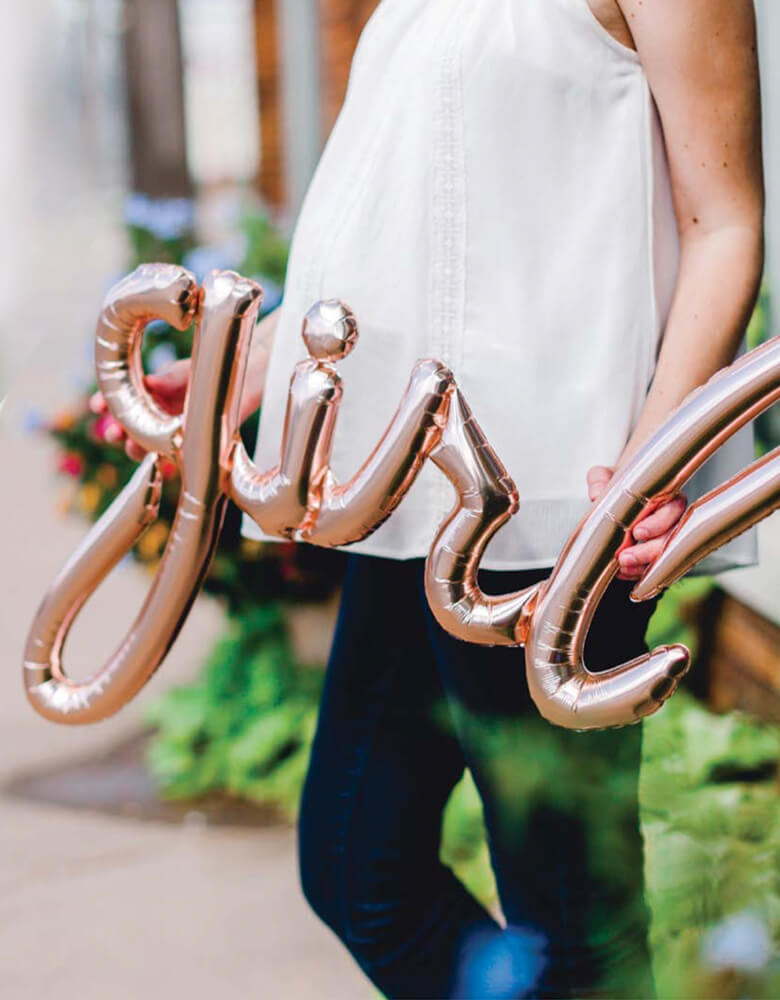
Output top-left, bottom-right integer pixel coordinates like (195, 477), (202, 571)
(252, 0), (380, 212)
(317, 0), (379, 138)
(122, 0), (191, 198)
(254, 0), (285, 209)
(696, 590), (780, 724)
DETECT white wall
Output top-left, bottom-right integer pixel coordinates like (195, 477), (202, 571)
(178, 0), (260, 186)
(278, 0), (322, 222)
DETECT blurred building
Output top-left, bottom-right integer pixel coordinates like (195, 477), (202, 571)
(256, 0), (378, 216)
(118, 0), (379, 222)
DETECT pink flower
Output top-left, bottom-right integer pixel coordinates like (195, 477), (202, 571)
(90, 414), (114, 442)
(58, 452), (84, 477)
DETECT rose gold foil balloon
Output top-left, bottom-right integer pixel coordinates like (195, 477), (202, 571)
(524, 335), (780, 730)
(23, 258), (780, 731)
(303, 353), (454, 547)
(94, 263), (199, 455)
(633, 443), (779, 601)
(229, 300), (353, 538)
(230, 299), (454, 547)
(424, 390), (540, 647)
(24, 266), (263, 723)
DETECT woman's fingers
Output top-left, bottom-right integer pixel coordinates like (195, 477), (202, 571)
(125, 438), (147, 462)
(90, 405), (149, 462)
(632, 494), (687, 541)
(619, 496), (688, 580)
(586, 465), (614, 502)
(88, 361), (191, 462)
(144, 359), (192, 415)
(586, 466), (687, 580)
(618, 532), (673, 579)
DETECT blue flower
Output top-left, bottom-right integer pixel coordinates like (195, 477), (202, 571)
(181, 234), (248, 282)
(123, 193), (196, 241)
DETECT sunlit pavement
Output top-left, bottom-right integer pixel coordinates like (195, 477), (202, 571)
(0, 6), (367, 997)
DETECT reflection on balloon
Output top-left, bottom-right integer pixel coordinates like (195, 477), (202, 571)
(23, 264), (780, 730)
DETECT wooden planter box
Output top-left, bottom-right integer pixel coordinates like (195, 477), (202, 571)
(694, 517), (780, 724)
(696, 589), (780, 724)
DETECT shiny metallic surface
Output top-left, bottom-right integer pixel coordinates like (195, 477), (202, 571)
(304, 359), (454, 547)
(24, 454), (163, 719)
(633, 449), (780, 600)
(24, 258), (779, 730)
(230, 360), (343, 538)
(302, 298), (358, 361)
(232, 302), (453, 547)
(95, 263), (199, 456)
(24, 268), (263, 724)
(424, 389), (540, 646)
(525, 335), (780, 731)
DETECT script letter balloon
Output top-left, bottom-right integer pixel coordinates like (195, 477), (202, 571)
(424, 390), (540, 647)
(24, 266), (263, 724)
(524, 335), (780, 731)
(24, 256), (780, 732)
(232, 299), (455, 547)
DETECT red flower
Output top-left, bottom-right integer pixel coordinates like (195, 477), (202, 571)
(58, 452), (84, 477)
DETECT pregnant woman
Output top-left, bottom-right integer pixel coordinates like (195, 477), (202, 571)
(96, 1), (764, 995)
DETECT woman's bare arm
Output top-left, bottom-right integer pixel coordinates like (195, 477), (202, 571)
(240, 305), (280, 419)
(591, 0), (764, 579)
(619, 0), (764, 460)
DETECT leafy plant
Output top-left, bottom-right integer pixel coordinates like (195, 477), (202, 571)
(145, 603), (322, 817)
(438, 580), (779, 998)
(746, 282), (779, 456)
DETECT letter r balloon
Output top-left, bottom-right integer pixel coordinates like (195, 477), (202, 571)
(23, 265), (780, 730)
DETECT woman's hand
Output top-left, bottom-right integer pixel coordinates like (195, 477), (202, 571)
(89, 360), (191, 461)
(586, 465), (687, 582)
(89, 308), (279, 462)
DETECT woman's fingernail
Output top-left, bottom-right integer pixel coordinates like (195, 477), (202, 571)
(619, 552), (636, 567)
(634, 527), (648, 540)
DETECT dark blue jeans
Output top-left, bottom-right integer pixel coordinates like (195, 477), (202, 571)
(298, 554), (659, 999)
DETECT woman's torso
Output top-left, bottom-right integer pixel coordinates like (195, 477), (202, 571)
(242, 0), (757, 573)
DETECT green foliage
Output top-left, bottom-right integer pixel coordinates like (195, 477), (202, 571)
(438, 581), (779, 998)
(440, 773), (498, 911)
(240, 213), (290, 287)
(641, 691), (779, 999)
(746, 282), (779, 455)
(646, 575), (714, 652)
(126, 224), (194, 269)
(145, 604), (322, 817)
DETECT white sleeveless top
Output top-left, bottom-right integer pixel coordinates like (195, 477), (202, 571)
(241, 0), (757, 573)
